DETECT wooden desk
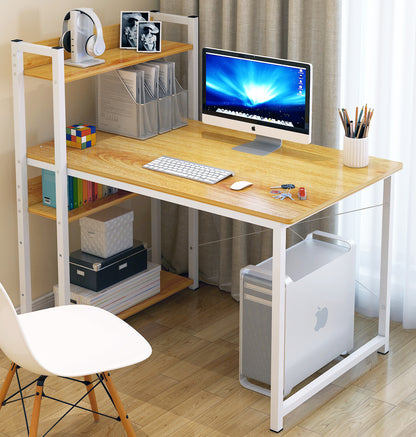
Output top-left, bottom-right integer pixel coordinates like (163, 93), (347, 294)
(27, 120), (402, 432)
(28, 120), (400, 224)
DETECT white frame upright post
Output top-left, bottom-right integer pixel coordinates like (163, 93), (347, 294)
(150, 12), (200, 289)
(51, 46), (70, 306)
(270, 223), (287, 432)
(12, 40), (32, 313)
(11, 41), (70, 310)
(378, 176), (393, 354)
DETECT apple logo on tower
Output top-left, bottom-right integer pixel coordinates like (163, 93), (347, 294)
(314, 306), (328, 331)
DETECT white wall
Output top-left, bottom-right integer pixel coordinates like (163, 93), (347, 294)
(0, 0), (158, 305)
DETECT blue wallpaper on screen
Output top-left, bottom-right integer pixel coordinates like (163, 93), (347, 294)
(205, 53), (306, 129)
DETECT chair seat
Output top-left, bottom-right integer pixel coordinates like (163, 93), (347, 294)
(17, 304), (151, 377)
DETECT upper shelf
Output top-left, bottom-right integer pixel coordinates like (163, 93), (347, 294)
(23, 24), (193, 83)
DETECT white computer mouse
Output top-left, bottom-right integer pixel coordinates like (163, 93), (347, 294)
(230, 181), (253, 190)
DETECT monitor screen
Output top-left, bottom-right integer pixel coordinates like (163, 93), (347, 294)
(202, 48), (312, 155)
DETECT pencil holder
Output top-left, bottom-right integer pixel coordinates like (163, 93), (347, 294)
(343, 136), (369, 168)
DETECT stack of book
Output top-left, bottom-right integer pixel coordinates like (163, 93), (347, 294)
(42, 169), (119, 210)
(54, 262), (161, 315)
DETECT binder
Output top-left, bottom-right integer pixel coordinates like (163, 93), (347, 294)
(77, 178), (83, 207)
(82, 180), (88, 205)
(73, 177), (78, 209)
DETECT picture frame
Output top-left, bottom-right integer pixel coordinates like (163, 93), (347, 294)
(120, 11), (149, 49)
(137, 21), (162, 53)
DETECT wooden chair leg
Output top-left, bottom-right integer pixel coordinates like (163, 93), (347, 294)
(84, 375), (100, 422)
(29, 376), (46, 437)
(0, 362), (17, 411)
(101, 372), (135, 437)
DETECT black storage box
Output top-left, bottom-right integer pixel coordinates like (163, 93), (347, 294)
(70, 240), (147, 291)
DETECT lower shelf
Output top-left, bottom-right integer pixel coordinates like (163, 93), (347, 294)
(116, 271), (193, 320)
(28, 175), (138, 223)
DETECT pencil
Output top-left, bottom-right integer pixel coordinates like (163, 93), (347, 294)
(357, 119), (365, 138)
(338, 108), (347, 136)
(344, 109), (352, 137)
(355, 107), (364, 137)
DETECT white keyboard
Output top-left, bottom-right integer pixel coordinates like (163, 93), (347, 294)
(143, 156), (234, 184)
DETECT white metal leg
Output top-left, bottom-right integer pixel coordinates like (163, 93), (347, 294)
(151, 198), (162, 264)
(378, 176), (393, 353)
(270, 223), (287, 433)
(149, 12), (199, 286)
(186, 16), (199, 120)
(188, 208), (199, 290)
(51, 47), (70, 306)
(12, 41), (32, 313)
(150, 12), (199, 120)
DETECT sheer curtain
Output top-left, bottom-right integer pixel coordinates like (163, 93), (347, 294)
(340, 0), (416, 327)
(159, 0), (342, 299)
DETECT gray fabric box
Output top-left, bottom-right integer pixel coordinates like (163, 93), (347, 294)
(80, 206), (133, 258)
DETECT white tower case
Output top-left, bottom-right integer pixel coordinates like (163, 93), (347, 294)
(239, 231), (356, 396)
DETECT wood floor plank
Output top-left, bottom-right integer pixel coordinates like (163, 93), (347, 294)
(1, 283), (416, 436)
(300, 386), (394, 436)
(360, 404), (416, 437)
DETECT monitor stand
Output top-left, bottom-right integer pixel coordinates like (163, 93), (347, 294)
(232, 135), (282, 156)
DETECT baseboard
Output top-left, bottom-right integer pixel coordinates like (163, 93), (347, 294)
(15, 291), (55, 314)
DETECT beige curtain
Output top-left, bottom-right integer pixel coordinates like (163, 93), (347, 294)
(159, 0), (342, 299)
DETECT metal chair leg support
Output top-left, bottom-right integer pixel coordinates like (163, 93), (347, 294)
(84, 375), (100, 422)
(101, 372), (136, 437)
(29, 375), (47, 437)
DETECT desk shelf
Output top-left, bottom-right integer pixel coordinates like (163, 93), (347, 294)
(27, 176), (138, 223)
(23, 24), (192, 83)
(13, 13), (199, 316)
(117, 271), (193, 320)
(27, 174), (193, 316)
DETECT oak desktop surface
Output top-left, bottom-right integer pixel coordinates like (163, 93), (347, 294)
(27, 120), (402, 225)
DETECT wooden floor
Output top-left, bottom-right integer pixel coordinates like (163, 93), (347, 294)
(1, 284), (416, 436)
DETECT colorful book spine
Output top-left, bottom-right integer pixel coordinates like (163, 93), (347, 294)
(42, 172), (108, 211)
(92, 182), (98, 201)
(97, 183), (103, 199)
(82, 180), (88, 205)
(77, 178), (83, 207)
(73, 177), (78, 209)
(103, 185), (111, 197)
(68, 176), (74, 210)
(87, 181), (92, 203)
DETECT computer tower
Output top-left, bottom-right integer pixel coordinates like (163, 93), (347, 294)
(239, 231), (356, 396)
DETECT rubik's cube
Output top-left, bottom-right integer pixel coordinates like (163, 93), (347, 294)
(66, 124), (96, 149)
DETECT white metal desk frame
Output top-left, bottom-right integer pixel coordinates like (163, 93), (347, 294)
(12, 14), (394, 433)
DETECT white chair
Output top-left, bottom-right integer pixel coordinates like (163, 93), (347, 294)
(0, 282), (151, 436)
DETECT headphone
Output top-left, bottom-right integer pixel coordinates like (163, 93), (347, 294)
(60, 8), (105, 57)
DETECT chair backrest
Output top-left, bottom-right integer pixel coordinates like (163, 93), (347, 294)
(0, 283), (42, 371)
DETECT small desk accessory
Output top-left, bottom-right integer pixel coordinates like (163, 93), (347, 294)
(339, 105), (373, 168)
(60, 8), (105, 68)
(66, 124), (96, 149)
(270, 184), (295, 200)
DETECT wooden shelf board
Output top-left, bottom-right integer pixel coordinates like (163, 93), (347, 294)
(28, 176), (137, 222)
(24, 39), (192, 83)
(116, 270), (193, 319)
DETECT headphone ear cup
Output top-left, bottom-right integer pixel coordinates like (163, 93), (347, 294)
(85, 34), (97, 56)
(61, 31), (71, 52)
(86, 34), (105, 56)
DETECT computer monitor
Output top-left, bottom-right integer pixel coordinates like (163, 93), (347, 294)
(202, 48), (312, 156)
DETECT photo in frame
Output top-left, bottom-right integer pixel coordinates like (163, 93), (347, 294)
(120, 11), (149, 49)
(137, 21), (161, 53)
